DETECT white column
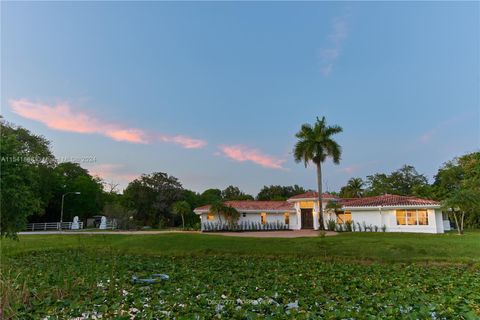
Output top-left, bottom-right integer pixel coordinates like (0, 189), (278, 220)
(313, 202), (319, 230)
(295, 203), (302, 230)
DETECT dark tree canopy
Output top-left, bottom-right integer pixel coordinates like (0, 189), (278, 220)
(256, 185), (307, 201)
(435, 152), (480, 229)
(339, 178), (365, 198)
(123, 172), (184, 227)
(221, 185), (254, 201)
(1, 120), (56, 237)
(365, 165), (429, 197)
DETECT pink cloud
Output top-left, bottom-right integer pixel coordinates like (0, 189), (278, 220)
(219, 145), (286, 170)
(9, 99), (206, 148)
(159, 134), (207, 149)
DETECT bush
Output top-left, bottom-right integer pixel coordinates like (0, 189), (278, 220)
(344, 221), (353, 232)
(327, 219), (336, 231)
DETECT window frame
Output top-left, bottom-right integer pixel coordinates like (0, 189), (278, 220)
(284, 212), (290, 225)
(396, 209), (429, 226)
(261, 212), (267, 225)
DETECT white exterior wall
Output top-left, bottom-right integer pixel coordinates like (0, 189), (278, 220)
(351, 209), (384, 230)
(347, 208), (445, 234)
(199, 211), (296, 230)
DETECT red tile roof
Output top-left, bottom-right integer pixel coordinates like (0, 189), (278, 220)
(194, 200), (294, 212)
(288, 192), (338, 201)
(339, 194), (440, 207)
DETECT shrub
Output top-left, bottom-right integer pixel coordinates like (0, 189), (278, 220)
(344, 221), (353, 232)
(327, 219), (336, 231)
(357, 222), (362, 232)
(381, 224), (387, 232)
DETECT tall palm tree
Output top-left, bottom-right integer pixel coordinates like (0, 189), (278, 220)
(293, 116), (343, 230)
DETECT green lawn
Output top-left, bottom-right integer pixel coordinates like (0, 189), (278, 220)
(3, 231), (480, 262)
(1, 232), (480, 319)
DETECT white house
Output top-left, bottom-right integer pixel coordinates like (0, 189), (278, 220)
(194, 192), (450, 234)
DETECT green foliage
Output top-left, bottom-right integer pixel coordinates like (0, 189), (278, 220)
(435, 152), (480, 230)
(102, 203), (137, 230)
(256, 185), (307, 201)
(54, 162), (105, 221)
(221, 185), (254, 201)
(200, 188), (222, 205)
(2, 248), (479, 319)
(0, 120), (56, 237)
(326, 219), (336, 231)
(339, 177), (364, 198)
(208, 201), (240, 225)
(123, 172), (184, 227)
(171, 201), (191, 229)
(293, 116), (343, 167)
(293, 116), (343, 231)
(365, 165), (429, 196)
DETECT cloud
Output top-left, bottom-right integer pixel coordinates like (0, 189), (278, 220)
(9, 99), (206, 148)
(339, 164), (361, 174)
(419, 112), (474, 144)
(87, 163), (138, 182)
(86, 163), (139, 192)
(337, 161), (379, 174)
(219, 145), (286, 170)
(319, 13), (350, 76)
(158, 134), (207, 149)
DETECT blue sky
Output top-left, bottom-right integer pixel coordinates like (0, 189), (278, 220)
(2, 2), (479, 194)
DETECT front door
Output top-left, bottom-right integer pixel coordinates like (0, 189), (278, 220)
(301, 209), (313, 229)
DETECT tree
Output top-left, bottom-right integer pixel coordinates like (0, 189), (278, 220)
(223, 206), (240, 224)
(365, 165), (429, 197)
(256, 185), (307, 201)
(434, 152), (480, 229)
(103, 202), (137, 230)
(171, 201), (191, 229)
(209, 201), (227, 224)
(209, 201), (239, 225)
(293, 116), (343, 230)
(0, 120), (56, 237)
(221, 185), (254, 200)
(339, 178), (364, 198)
(441, 188), (480, 235)
(43, 162), (104, 222)
(200, 189), (222, 205)
(123, 172), (183, 227)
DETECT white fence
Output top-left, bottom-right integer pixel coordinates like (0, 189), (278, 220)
(26, 222), (84, 231)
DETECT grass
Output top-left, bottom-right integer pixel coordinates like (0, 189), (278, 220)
(3, 231), (480, 263)
(1, 231), (480, 318)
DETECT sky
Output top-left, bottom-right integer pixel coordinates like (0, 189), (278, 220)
(2, 2), (479, 195)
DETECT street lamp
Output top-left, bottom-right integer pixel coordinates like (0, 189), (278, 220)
(60, 192), (81, 230)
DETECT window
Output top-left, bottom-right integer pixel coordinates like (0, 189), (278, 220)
(396, 209), (429, 226)
(207, 213), (214, 221)
(396, 210), (406, 225)
(406, 210), (417, 225)
(261, 212), (267, 225)
(336, 211), (352, 224)
(299, 201), (314, 209)
(284, 213), (290, 225)
(418, 210), (428, 225)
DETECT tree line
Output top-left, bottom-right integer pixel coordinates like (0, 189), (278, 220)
(1, 119), (479, 237)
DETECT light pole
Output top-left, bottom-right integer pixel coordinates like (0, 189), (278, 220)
(60, 192), (81, 230)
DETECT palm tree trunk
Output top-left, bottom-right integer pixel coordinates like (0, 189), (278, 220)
(181, 214), (185, 230)
(316, 162), (325, 230)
